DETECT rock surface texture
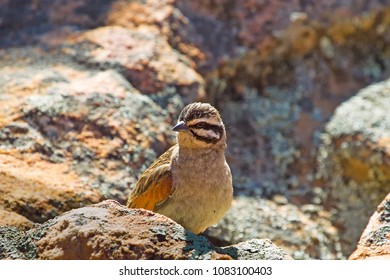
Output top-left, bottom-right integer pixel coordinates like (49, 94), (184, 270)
(0, 200), (292, 260)
(1, 0), (390, 259)
(349, 193), (390, 260)
(317, 79), (390, 254)
(205, 196), (343, 260)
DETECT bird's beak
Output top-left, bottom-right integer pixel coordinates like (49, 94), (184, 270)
(172, 121), (189, 132)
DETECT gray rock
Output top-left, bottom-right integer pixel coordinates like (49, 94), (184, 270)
(0, 227), (37, 260)
(317, 78), (390, 255)
(205, 196), (343, 259)
(19, 69), (175, 203)
(225, 239), (293, 260)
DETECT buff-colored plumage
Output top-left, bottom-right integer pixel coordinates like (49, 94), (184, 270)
(127, 103), (233, 234)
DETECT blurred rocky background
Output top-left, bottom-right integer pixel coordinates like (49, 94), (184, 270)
(1, 0), (390, 259)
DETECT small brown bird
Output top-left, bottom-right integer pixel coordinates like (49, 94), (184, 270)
(127, 102), (233, 234)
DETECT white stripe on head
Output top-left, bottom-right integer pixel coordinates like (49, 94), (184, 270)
(193, 128), (220, 140)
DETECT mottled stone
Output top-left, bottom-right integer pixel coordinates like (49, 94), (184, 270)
(317, 79), (390, 255)
(173, 1), (390, 204)
(0, 209), (34, 230)
(68, 25), (205, 102)
(22, 69), (174, 202)
(0, 226), (38, 260)
(0, 0), (115, 47)
(0, 152), (102, 224)
(205, 196), (343, 260)
(168, 1), (390, 258)
(0, 48), (177, 225)
(227, 239), (293, 260)
(2, 200), (290, 260)
(350, 193), (390, 259)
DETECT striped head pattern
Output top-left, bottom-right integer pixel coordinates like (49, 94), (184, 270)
(173, 103), (226, 149)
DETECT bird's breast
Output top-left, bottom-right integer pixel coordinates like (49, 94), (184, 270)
(171, 150), (232, 193)
(155, 149), (233, 234)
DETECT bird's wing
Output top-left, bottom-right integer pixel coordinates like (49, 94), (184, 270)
(127, 146), (175, 211)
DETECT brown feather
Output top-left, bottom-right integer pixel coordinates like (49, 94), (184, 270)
(127, 145), (176, 210)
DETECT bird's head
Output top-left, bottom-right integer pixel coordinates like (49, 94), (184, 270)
(172, 102), (226, 150)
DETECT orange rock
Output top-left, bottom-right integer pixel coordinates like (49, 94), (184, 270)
(32, 200), (292, 260)
(349, 193), (390, 259)
(0, 153), (102, 224)
(0, 208), (34, 229)
(0, 53), (176, 209)
(71, 25), (205, 101)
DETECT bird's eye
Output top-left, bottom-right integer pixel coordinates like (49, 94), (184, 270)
(195, 123), (206, 129)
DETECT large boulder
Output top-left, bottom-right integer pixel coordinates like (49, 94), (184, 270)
(0, 48), (178, 226)
(317, 78), (390, 255)
(67, 25), (205, 102)
(0, 200), (292, 260)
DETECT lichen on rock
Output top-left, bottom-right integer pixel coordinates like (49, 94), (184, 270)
(17, 200), (292, 260)
(349, 193), (390, 259)
(317, 78), (390, 255)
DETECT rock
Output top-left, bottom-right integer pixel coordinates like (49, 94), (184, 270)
(230, 239), (293, 260)
(178, 0), (390, 50)
(349, 193), (390, 260)
(0, 209), (34, 230)
(205, 196), (343, 260)
(317, 78), (390, 255)
(0, 0), (115, 47)
(68, 25), (205, 102)
(107, 0), (177, 28)
(221, 91), (301, 197)
(22, 69), (174, 202)
(179, 0), (390, 246)
(0, 200), (292, 260)
(0, 48), (176, 225)
(0, 227), (38, 260)
(0, 153), (102, 224)
(173, 0), (390, 203)
(2, 0), (390, 204)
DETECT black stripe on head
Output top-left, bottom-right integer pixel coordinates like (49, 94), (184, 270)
(188, 122), (223, 133)
(188, 122), (224, 144)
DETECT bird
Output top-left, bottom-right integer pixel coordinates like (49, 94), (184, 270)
(127, 102), (233, 234)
